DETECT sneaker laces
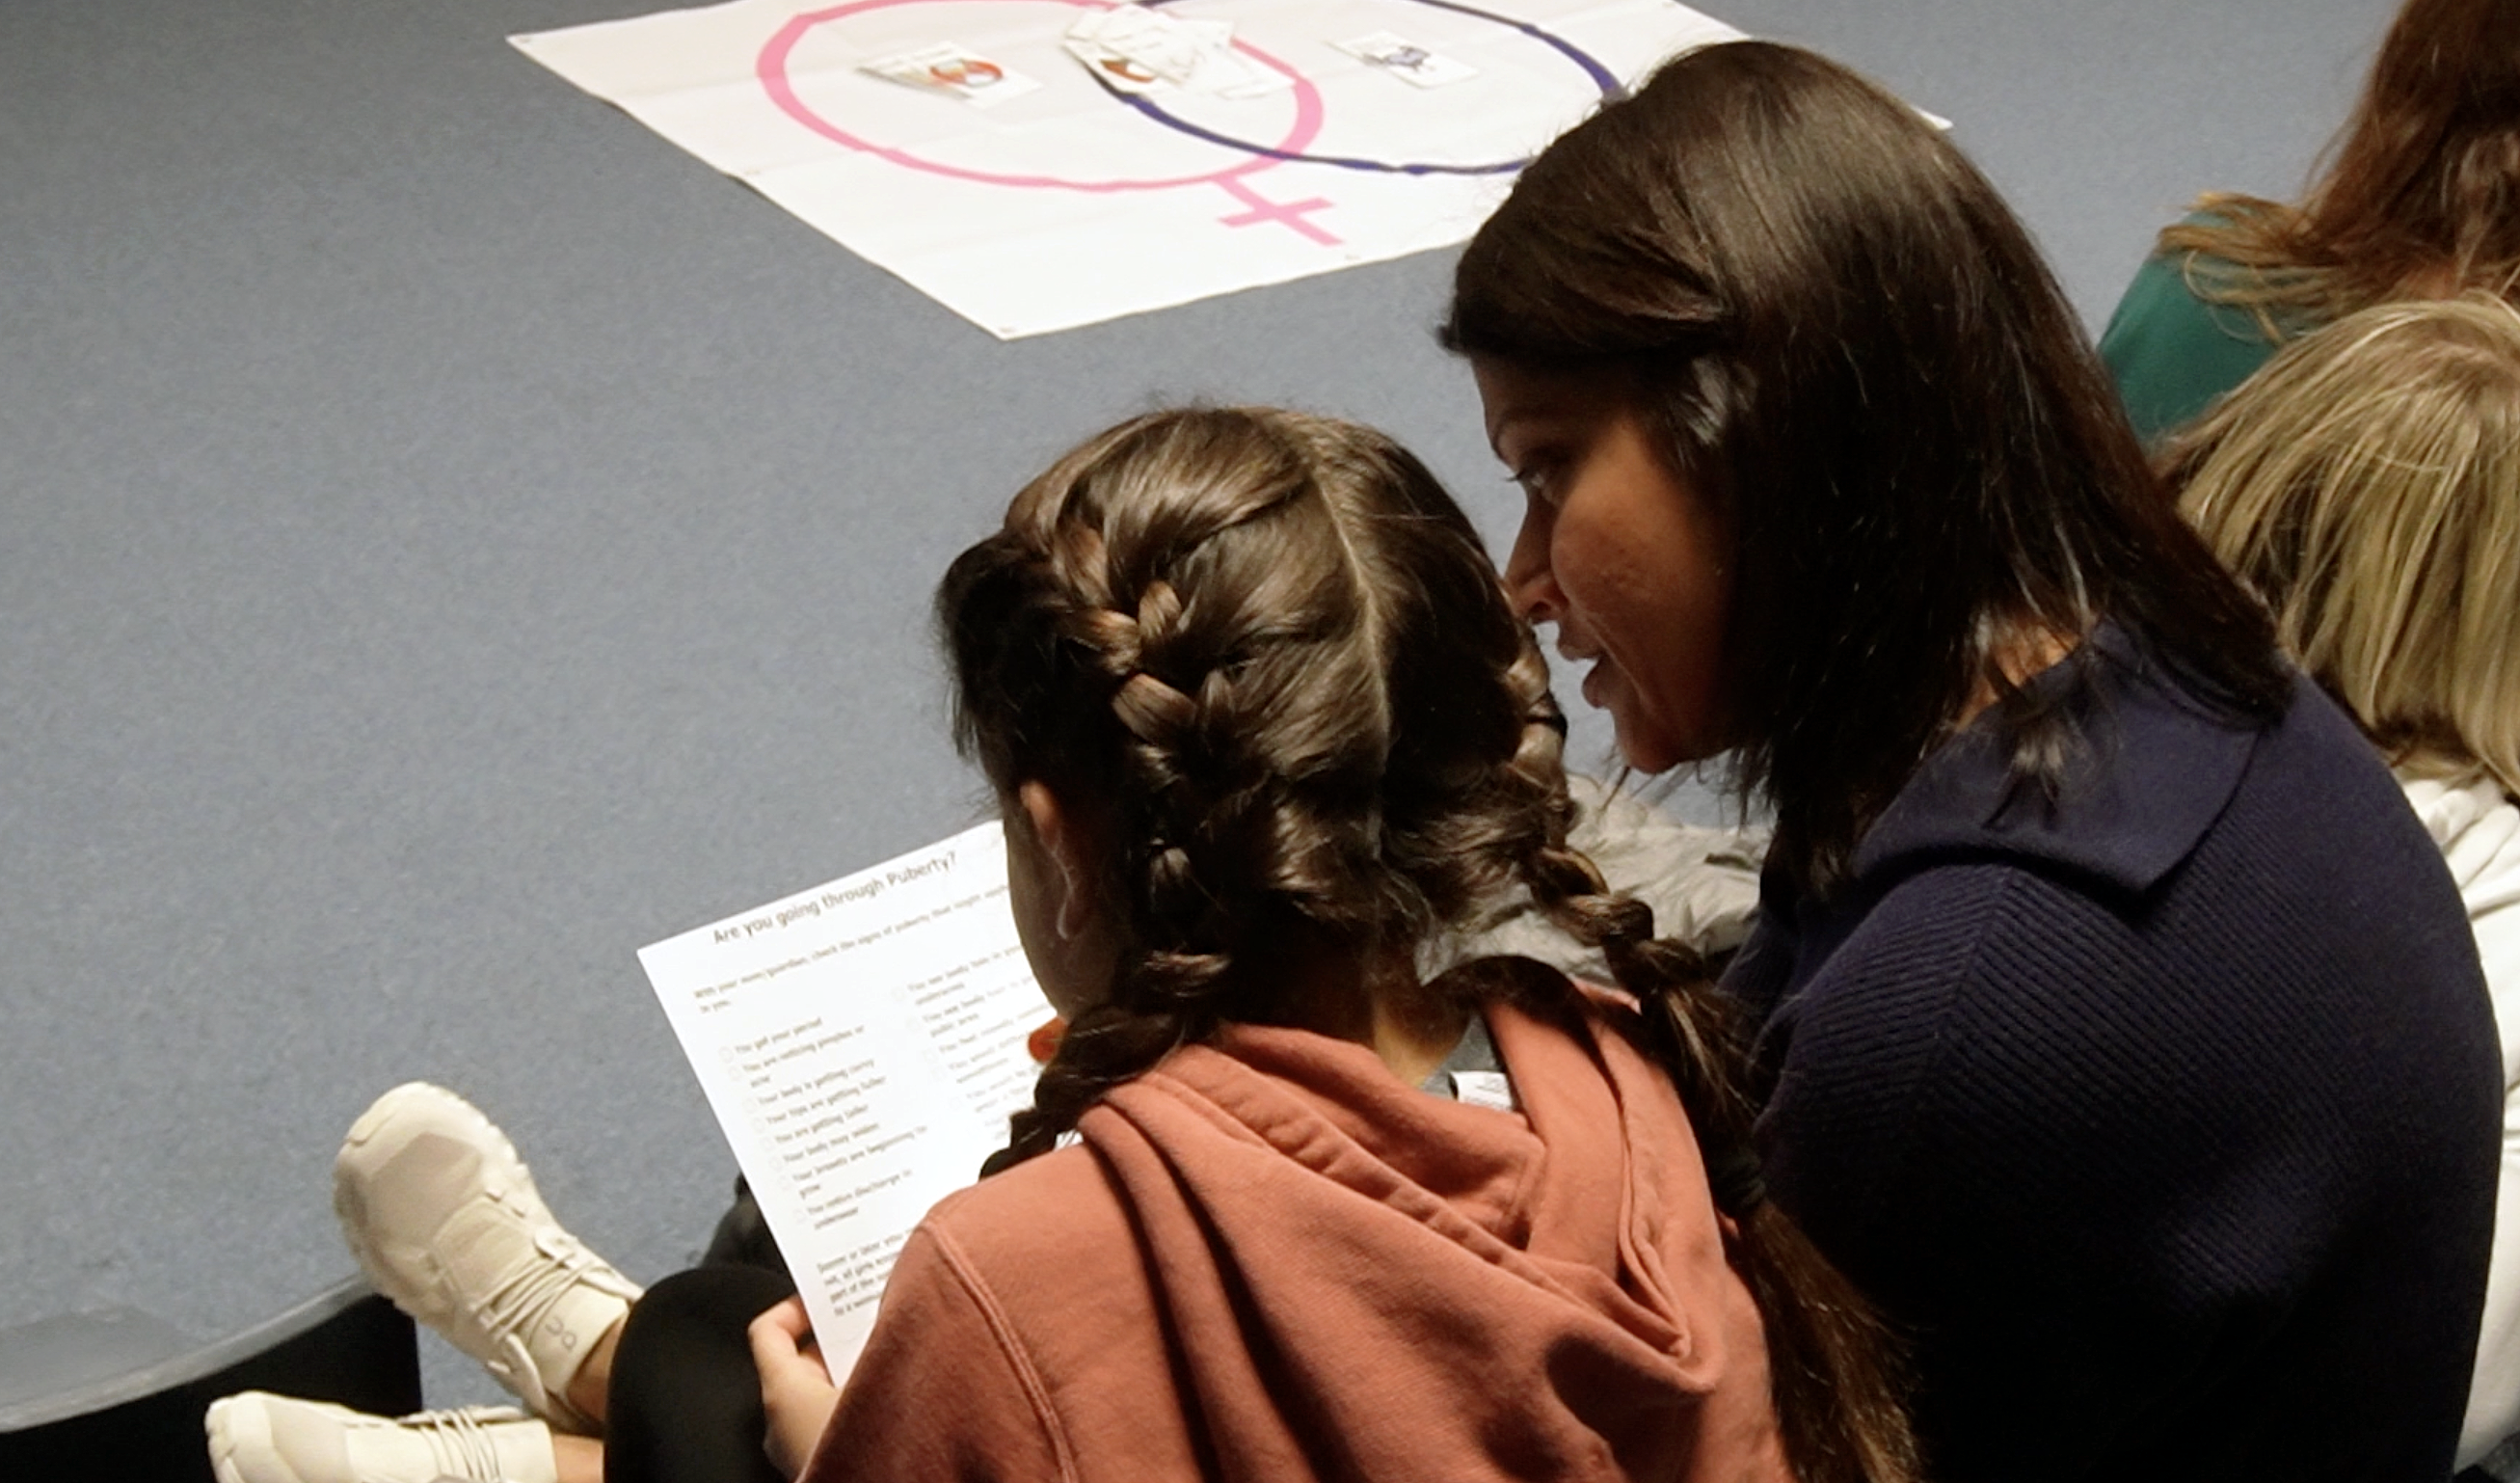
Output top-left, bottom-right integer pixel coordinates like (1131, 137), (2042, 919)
(404, 1407), (517, 1480)
(473, 1225), (607, 1360)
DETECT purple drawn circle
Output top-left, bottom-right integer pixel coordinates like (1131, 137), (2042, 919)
(1122, 0), (1620, 175)
(757, 0), (1326, 192)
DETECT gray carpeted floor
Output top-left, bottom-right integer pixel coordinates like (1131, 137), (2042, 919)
(1, 0), (2391, 1410)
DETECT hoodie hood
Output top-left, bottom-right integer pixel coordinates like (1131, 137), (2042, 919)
(1077, 984), (1787, 1483)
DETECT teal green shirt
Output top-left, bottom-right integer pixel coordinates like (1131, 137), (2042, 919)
(2099, 248), (2293, 446)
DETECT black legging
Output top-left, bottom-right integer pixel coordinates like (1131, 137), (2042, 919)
(604, 1180), (795, 1483)
(605, 1265), (794, 1483)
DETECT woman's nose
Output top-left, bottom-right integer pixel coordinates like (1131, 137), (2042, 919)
(1503, 511), (1560, 625)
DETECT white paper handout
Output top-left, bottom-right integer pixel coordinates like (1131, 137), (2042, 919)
(510, 0), (1748, 337)
(638, 822), (1051, 1379)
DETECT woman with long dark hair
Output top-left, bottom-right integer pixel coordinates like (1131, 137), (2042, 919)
(1448, 39), (2500, 1481)
(2101, 0), (2520, 443)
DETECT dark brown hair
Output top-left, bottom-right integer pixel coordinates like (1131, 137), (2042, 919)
(941, 406), (1917, 1483)
(1446, 40), (2289, 892)
(2162, 0), (2520, 328)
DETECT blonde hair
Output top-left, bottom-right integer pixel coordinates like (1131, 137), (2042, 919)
(2167, 294), (2520, 794)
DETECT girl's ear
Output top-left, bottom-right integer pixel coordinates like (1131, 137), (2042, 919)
(1016, 780), (1097, 941)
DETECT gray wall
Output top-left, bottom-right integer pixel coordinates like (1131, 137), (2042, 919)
(1, 0), (2392, 1406)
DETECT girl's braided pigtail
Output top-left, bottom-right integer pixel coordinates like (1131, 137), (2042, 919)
(1492, 636), (1920, 1483)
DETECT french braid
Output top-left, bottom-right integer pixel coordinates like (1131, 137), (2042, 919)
(949, 410), (1413, 1170)
(1485, 631), (1918, 1483)
(942, 408), (1915, 1481)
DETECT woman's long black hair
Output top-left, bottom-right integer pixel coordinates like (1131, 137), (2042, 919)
(1447, 40), (2290, 891)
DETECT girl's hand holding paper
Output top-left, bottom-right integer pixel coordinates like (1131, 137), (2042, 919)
(750, 1297), (840, 1481)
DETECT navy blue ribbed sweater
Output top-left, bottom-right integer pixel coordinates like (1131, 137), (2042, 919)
(1727, 633), (2500, 1481)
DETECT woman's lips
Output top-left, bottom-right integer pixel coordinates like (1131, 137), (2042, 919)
(1549, 629), (1608, 708)
(1556, 639), (1606, 707)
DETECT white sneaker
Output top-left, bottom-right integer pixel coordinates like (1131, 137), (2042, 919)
(205, 1392), (557, 1483)
(335, 1083), (640, 1433)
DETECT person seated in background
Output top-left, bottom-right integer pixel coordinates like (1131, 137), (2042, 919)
(2101, 0), (2520, 444)
(204, 406), (1904, 1483)
(2166, 293), (2520, 1479)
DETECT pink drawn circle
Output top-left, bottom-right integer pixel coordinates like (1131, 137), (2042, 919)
(757, 0), (1327, 192)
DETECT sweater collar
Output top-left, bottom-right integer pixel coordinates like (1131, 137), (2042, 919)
(1849, 624), (2263, 897)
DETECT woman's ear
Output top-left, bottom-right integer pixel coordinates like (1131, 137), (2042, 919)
(1015, 779), (1096, 941)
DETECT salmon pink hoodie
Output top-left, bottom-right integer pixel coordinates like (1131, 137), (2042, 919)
(801, 978), (1791, 1483)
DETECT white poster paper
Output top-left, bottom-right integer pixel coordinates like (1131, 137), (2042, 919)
(511, 0), (1747, 337)
(637, 822), (1051, 1378)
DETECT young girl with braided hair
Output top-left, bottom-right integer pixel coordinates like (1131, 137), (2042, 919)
(213, 404), (1910, 1483)
(742, 404), (1917, 1483)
